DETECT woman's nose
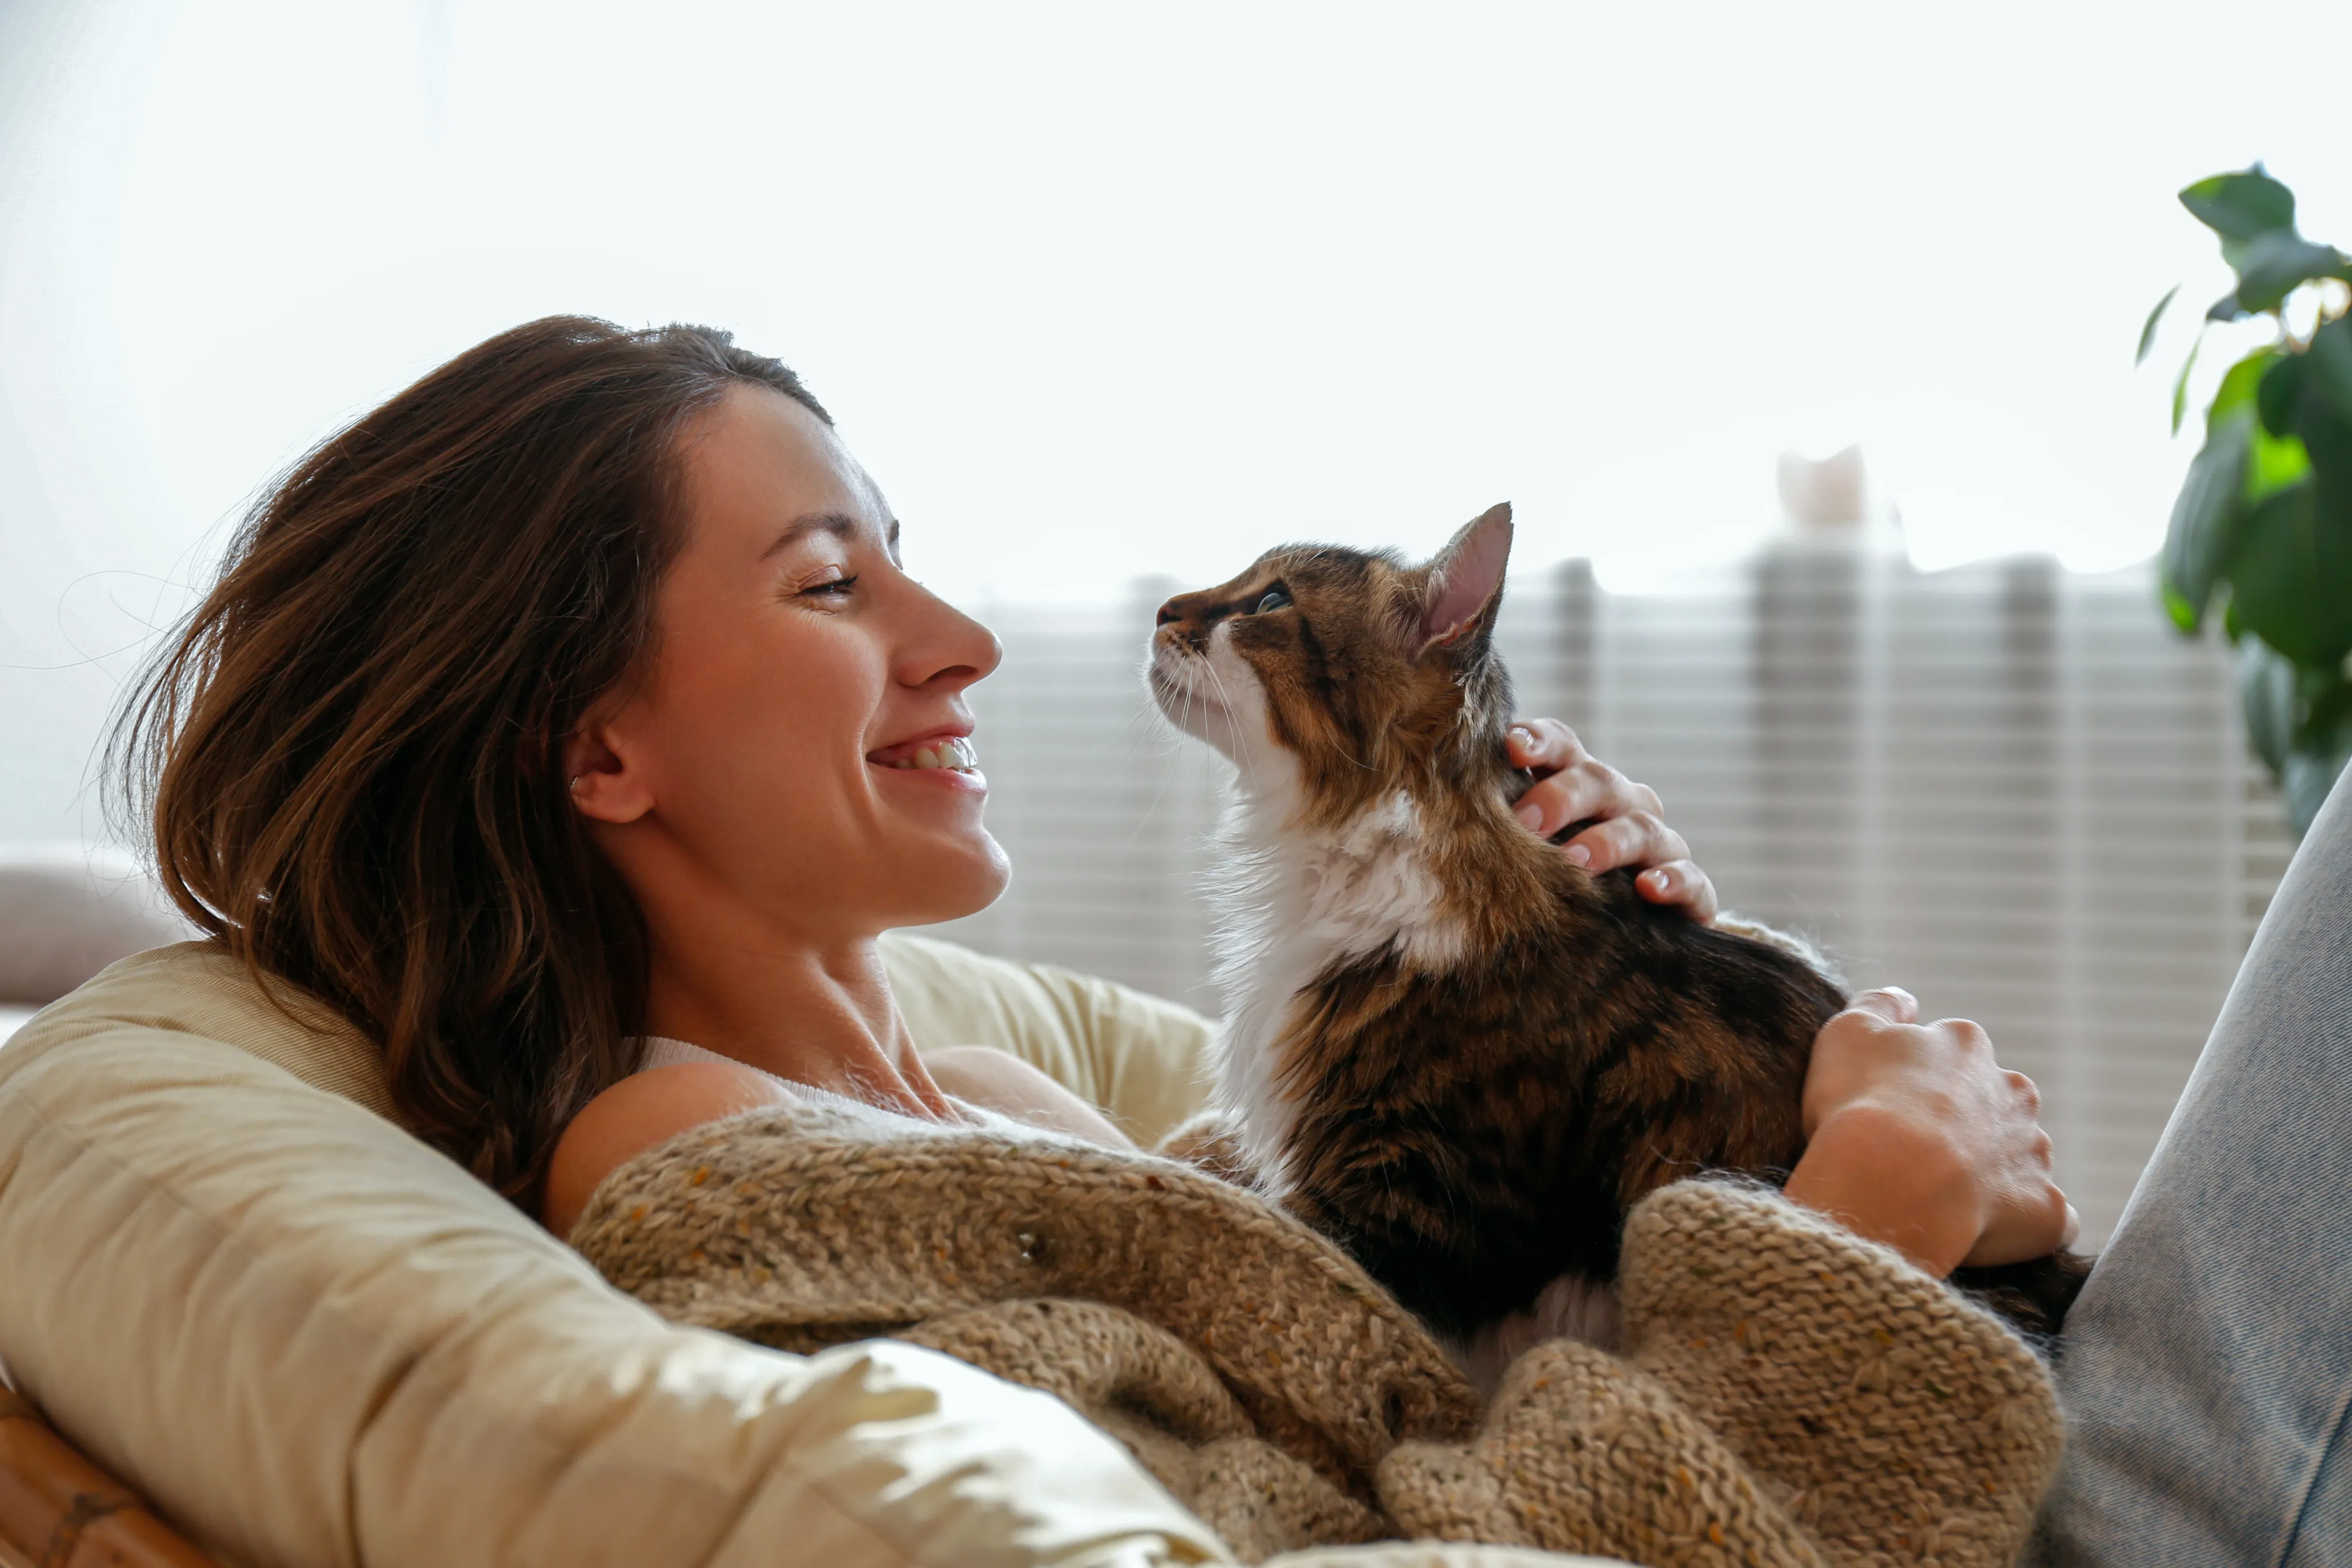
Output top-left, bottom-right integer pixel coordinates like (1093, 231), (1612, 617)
(936, 613), (1003, 686)
(899, 581), (1002, 688)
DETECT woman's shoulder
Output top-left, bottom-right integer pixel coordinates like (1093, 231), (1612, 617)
(543, 1060), (795, 1238)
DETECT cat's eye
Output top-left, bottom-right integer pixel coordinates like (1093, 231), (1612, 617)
(1254, 587), (1293, 614)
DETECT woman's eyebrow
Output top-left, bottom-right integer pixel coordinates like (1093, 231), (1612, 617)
(759, 512), (860, 560)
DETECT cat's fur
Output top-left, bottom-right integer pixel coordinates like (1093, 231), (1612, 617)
(1148, 503), (2088, 1353)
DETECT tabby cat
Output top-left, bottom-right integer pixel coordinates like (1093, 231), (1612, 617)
(1147, 504), (2087, 1359)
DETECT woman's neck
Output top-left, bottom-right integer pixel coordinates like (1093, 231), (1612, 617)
(640, 924), (956, 1121)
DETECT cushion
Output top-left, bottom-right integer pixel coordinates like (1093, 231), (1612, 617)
(0, 846), (194, 1006)
(881, 933), (1216, 1145)
(0, 940), (1227, 1567)
(0, 938), (1605, 1567)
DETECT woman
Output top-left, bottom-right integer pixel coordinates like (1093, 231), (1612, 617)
(51, 316), (2065, 1565)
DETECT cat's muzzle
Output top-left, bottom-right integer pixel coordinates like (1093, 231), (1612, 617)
(1147, 640), (1229, 745)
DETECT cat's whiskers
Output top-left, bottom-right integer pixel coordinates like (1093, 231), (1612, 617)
(1195, 630), (1271, 802)
(1120, 706), (1186, 849)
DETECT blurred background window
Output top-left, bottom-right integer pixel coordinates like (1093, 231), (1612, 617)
(3, 1), (2342, 1240)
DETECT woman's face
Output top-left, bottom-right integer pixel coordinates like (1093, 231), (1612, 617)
(569, 385), (1009, 940)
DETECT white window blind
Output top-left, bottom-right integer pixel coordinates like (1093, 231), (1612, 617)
(933, 541), (2290, 1246)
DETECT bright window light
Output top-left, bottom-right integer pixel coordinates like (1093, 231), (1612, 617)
(2, 1), (2347, 838)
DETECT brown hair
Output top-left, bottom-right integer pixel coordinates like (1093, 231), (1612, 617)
(113, 316), (830, 1203)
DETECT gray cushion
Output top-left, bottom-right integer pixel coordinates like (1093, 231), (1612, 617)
(0, 846), (195, 1006)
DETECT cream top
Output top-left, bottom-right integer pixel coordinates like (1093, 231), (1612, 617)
(636, 1034), (930, 1124)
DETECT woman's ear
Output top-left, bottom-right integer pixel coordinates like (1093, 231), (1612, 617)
(562, 724), (653, 825)
(1417, 502), (1514, 652)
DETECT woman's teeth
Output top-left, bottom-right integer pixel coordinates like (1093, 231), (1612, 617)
(890, 738), (979, 773)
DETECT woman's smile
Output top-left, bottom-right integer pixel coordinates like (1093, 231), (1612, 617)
(867, 729), (985, 785)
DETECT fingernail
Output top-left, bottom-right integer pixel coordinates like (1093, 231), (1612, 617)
(1508, 726), (1534, 753)
(1644, 869), (1669, 892)
(1562, 843), (1591, 866)
(1513, 802), (1543, 831)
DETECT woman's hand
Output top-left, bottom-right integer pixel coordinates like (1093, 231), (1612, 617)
(1784, 988), (2079, 1277)
(1506, 719), (1716, 922)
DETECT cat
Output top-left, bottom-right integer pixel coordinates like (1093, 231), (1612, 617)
(1146, 502), (2089, 1362)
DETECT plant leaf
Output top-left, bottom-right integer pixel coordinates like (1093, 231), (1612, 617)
(2238, 637), (2296, 774)
(2310, 314), (2352, 424)
(2293, 663), (2352, 744)
(2258, 351), (2308, 438)
(2181, 167), (2296, 241)
(2270, 324), (2352, 498)
(2226, 478), (2352, 667)
(2281, 684), (2352, 835)
(2246, 425), (2315, 504)
(2219, 232), (2352, 316)
(2171, 331), (2206, 435)
(2296, 401), (2352, 505)
(2138, 285), (2181, 366)
(2161, 413), (2253, 633)
(2210, 347), (2275, 428)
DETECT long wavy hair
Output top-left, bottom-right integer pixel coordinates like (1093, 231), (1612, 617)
(111, 316), (829, 1203)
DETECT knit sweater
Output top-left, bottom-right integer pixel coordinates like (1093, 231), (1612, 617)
(569, 1102), (2061, 1568)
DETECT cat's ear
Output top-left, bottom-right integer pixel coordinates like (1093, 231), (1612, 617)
(1415, 503), (1514, 653)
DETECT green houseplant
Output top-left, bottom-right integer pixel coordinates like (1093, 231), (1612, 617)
(2147, 165), (2352, 834)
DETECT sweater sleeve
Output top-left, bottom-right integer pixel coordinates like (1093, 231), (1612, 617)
(1618, 1180), (2060, 1565)
(1378, 1181), (2061, 1568)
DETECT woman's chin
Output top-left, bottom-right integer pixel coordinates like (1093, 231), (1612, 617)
(885, 830), (1012, 927)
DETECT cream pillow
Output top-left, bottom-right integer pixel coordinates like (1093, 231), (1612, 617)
(0, 942), (1228, 1568)
(880, 931), (1217, 1145)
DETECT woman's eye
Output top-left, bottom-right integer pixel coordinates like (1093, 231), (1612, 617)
(1254, 587), (1292, 614)
(802, 573), (858, 599)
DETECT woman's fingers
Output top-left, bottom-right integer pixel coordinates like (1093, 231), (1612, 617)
(1557, 806), (1715, 919)
(1504, 718), (1586, 775)
(1963, 1175), (2078, 1268)
(1631, 860), (1720, 923)
(1517, 766), (1660, 841)
(1795, 994), (2076, 1275)
(1801, 994), (1922, 1136)
(1964, 1063), (2074, 1266)
(1560, 810), (1684, 872)
(1506, 718), (1717, 921)
(1847, 986), (1922, 1025)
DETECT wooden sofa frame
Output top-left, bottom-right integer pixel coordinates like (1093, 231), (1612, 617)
(0, 1390), (215, 1567)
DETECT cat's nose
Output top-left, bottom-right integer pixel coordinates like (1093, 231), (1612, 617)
(1156, 599), (1182, 626)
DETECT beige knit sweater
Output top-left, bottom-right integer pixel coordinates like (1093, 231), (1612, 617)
(570, 1104), (2061, 1568)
